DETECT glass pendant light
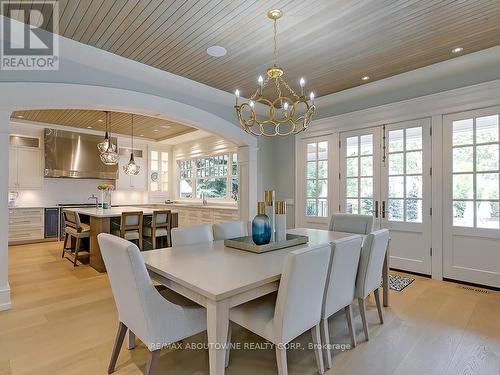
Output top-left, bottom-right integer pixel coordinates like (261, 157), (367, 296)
(100, 112), (119, 165)
(123, 114), (140, 175)
(97, 111), (117, 154)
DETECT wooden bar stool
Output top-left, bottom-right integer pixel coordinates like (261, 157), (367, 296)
(112, 211), (144, 250)
(61, 210), (90, 267)
(143, 210), (172, 249)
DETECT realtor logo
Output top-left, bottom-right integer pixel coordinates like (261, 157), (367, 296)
(0, 0), (59, 70)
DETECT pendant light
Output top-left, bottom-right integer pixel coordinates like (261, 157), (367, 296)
(123, 114), (140, 175)
(100, 111), (119, 165)
(97, 111), (117, 154)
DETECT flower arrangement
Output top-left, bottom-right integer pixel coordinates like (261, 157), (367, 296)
(97, 183), (115, 191)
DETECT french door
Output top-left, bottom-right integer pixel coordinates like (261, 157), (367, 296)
(340, 119), (432, 275)
(443, 107), (500, 288)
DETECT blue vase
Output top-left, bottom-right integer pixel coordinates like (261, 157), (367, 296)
(252, 214), (271, 245)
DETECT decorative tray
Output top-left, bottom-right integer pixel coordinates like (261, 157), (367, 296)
(224, 234), (309, 254)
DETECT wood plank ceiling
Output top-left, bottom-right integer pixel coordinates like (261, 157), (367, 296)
(5, 0), (500, 98)
(11, 109), (196, 141)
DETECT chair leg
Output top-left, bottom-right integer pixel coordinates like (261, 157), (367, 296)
(62, 233), (69, 257)
(345, 305), (357, 348)
(358, 297), (370, 341)
(73, 238), (81, 267)
(225, 323), (232, 368)
(311, 324), (325, 374)
(275, 346), (288, 375)
(127, 330), (136, 350)
(145, 350), (161, 375)
(374, 288), (384, 324)
(152, 235), (156, 250)
(108, 322), (127, 374)
(320, 317), (332, 369)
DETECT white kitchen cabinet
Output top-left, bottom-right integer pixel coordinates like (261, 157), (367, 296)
(9, 146), (43, 190)
(8, 208), (44, 243)
(116, 151), (147, 191)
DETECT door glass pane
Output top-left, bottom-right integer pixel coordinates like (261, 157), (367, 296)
(389, 176), (404, 198)
(453, 174), (473, 199)
(388, 129), (403, 152)
(307, 162), (316, 179)
(453, 119), (473, 146)
(453, 147), (474, 172)
(360, 156), (372, 176)
(307, 180), (317, 198)
(346, 137), (358, 156)
(360, 178), (373, 197)
(406, 151), (422, 174)
(307, 143), (316, 161)
(318, 161), (328, 178)
(406, 199), (422, 223)
(306, 141), (328, 217)
(318, 142), (328, 160)
(346, 178), (358, 197)
(360, 135), (373, 155)
(453, 200), (474, 227)
(476, 115), (499, 144)
(306, 199), (317, 216)
(346, 199), (359, 214)
(388, 199), (404, 221)
(476, 144), (499, 171)
(360, 199), (373, 215)
(389, 153), (404, 175)
(346, 158), (358, 177)
(406, 127), (422, 150)
(476, 201), (499, 229)
(476, 173), (499, 200)
(406, 175), (422, 198)
(318, 180), (328, 198)
(318, 199), (328, 217)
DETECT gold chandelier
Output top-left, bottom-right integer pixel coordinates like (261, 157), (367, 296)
(234, 9), (316, 137)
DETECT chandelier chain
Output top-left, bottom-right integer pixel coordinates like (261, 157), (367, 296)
(279, 76), (300, 100)
(273, 19), (278, 67)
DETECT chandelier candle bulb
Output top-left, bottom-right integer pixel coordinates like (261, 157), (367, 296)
(235, 89), (240, 106)
(264, 190), (276, 242)
(258, 75), (263, 94)
(310, 92), (315, 105)
(275, 201), (287, 242)
(300, 77), (305, 96)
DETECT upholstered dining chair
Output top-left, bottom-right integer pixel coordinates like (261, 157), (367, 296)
(112, 211), (144, 250)
(97, 234), (207, 375)
(226, 244), (331, 375)
(171, 224), (214, 246)
(213, 221), (248, 240)
(61, 210), (90, 266)
(354, 229), (390, 341)
(320, 235), (363, 369)
(143, 210), (172, 249)
(328, 213), (373, 235)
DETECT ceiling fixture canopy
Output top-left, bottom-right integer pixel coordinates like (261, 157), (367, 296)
(123, 114), (141, 176)
(234, 9), (316, 137)
(99, 111), (119, 166)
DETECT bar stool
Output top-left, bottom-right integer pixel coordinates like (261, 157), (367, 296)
(143, 210), (172, 249)
(61, 210), (90, 267)
(112, 211), (144, 250)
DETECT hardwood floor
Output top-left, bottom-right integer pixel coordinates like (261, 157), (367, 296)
(1, 241), (499, 375)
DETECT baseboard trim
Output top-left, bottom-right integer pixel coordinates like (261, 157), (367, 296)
(0, 284), (11, 311)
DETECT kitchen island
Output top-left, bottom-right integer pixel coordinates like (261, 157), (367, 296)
(66, 206), (179, 273)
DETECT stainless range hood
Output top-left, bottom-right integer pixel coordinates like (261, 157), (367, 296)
(44, 128), (118, 179)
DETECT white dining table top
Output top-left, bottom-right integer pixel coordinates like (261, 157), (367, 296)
(142, 228), (355, 301)
(66, 206), (178, 218)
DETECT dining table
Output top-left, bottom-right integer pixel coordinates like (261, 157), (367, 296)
(142, 227), (390, 375)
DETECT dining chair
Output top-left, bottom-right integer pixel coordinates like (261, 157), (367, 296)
(320, 234), (363, 369)
(143, 210), (172, 249)
(112, 211), (144, 250)
(354, 229), (390, 341)
(61, 210), (90, 266)
(227, 244), (331, 375)
(171, 224), (214, 246)
(328, 213), (373, 235)
(212, 221), (248, 240)
(97, 233), (207, 375)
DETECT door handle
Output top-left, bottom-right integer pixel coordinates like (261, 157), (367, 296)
(374, 200), (379, 218)
(381, 201), (386, 219)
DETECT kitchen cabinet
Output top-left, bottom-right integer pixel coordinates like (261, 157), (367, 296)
(175, 206), (239, 227)
(9, 147), (43, 190)
(8, 208), (44, 244)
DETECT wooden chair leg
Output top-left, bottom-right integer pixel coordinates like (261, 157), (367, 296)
(73, 238), (81, 267)
(358, 297), (370, 341)
(320, 317), (332, 369)
(311, 324), (325, 374)
(145, 350), (161, 375)
(345, 305), (357, 348)
(275, 346), (288, 375)
(127, 330), (136, 350)
(225, 323), (232, 368)
(138, 235), (143, 251)
(374, 288), (384, 324)
(108, 322), (127, 374)
(152, 235), (156, 250)
(62, 233), (69, 257)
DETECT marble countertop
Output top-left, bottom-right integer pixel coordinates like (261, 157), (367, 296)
(66, 206), (179, 218)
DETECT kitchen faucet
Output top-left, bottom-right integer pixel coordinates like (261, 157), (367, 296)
(88, 193), (99, 209)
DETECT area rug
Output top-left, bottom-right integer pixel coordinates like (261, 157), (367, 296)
(388, 274), (415, 292)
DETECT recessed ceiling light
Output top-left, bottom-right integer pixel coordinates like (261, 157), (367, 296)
(451, 47), (463, 54)
(207, 45), (227, 57)
(17, 115), (24, 118)
(160, 125), (171, 129)
(153, 129), (158, 132)
(87, 126), (93, 129)
(140, 134), (144, 137)
(97, 119), (104, 122)
(361, 76), (370, 81)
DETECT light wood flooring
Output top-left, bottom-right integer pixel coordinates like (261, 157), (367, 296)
(1, 241), (499, 375)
